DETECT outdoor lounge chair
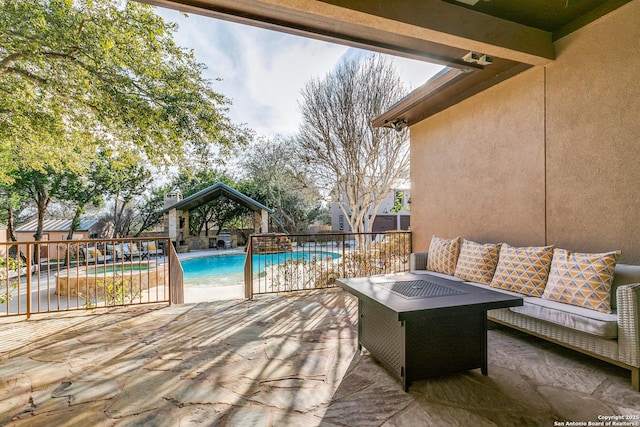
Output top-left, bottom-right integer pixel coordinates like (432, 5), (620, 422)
(122, 242), (144, 260)
(106, 244), (123, 260)
(141, 241), (162, 258)
(81, 247), (112, 264)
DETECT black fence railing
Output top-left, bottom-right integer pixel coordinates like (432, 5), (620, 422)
(0, 238), (180, 318)
(244, 231), (412, 298)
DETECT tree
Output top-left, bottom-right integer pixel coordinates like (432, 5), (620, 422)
(0, 0), (247, 185)
(240, 137), (327, 233)
(0, 182), (29, 241)
(128, 186), (169, 237)
(296, 54), (410, 233)
(10, 169), (65, 241)
(93, 149), (152, 238)
(57, 161), (106, 240)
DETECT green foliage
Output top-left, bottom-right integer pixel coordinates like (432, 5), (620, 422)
(390, 191), (407, 214)
(0, 0), (247, 184)
(0, 256), (22, 304)
(1, 0), (250, 240)
(88, 274), (141, 306)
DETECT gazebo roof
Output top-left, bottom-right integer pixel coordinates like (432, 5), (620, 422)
(162, 182), (273, 214)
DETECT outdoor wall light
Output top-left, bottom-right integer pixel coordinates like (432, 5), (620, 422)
(462, 51), (493, 66)
(390, 119), (408, 132)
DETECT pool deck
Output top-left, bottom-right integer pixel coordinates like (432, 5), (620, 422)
(1, 288), (639, 425)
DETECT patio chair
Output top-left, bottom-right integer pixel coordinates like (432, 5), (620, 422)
(81, 247), (112, 264)
(141, 241), (162, 258)
(123, 242), (144, 260)
(106, 244), (123, 261)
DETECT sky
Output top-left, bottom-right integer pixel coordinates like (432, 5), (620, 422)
(155, 7), (445, 138)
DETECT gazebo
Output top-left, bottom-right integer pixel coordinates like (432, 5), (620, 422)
(162, 182), (272, 247)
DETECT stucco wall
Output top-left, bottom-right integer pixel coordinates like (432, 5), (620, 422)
(544, 1), (640, 260)
(410, 0), (640, 263)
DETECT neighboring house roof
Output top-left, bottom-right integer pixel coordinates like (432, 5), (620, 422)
(162, 181), (273, 214)
(16, 218), (99, 233)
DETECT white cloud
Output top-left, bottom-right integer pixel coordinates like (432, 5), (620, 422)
(156, 8), (444, 137)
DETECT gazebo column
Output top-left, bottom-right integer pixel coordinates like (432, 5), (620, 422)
(168, 208), (178, 246)
(261, 209), (268, 233)
(181, 211), (189, 243)
(254, 210), (269, 233)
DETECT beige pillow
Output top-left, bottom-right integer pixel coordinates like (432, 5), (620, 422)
(454, 239), (501, 285)
(88, 248), (103, 258)
(542, 248), (620, 313)
(490, 244), (554, 296)
(426, 235), (461, 276)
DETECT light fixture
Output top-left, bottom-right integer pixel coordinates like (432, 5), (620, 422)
(371, 67), (467, 130)
(462, 51), (493, 66)
(390, 119), (408, 132)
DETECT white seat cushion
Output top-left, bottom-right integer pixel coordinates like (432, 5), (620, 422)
(464, 280), (618, 339)
(511, 297), (618, 339)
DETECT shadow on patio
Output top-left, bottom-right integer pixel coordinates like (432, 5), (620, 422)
(0, 289), (639, 426)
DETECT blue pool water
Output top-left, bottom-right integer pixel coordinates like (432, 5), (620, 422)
(182, 251), (341, 281)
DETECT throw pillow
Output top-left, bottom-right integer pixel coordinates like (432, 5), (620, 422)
(490, 244), (554, 297)
(426, 235), (461, 275)
(542, 248), (620, 313)
(454, 239), (501, 285)
(88, 248), (103, 258)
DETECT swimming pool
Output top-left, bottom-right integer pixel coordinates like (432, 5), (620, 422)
(182, 251), (341, 282)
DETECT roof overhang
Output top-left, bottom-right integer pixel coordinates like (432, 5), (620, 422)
(142, 0), (554, 66)
(136, 0), (627, 125)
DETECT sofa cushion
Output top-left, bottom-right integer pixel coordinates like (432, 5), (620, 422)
(454, 239), (501, 285)
(426, 236), (461, 276)
(509, 298), (619, 339)
(490, 244), (554, 297)
(542, 249), (620, 314)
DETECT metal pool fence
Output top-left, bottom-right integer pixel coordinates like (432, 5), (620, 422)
(244, 231), (412, 298)
(0, 237), (182, 318)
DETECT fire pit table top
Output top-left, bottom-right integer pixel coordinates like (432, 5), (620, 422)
(337, 272), (522, 321)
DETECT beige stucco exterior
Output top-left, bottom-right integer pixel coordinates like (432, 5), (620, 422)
(410, 0), (640, 263)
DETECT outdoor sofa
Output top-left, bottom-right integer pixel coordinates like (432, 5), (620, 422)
(410, 236), (640, 391)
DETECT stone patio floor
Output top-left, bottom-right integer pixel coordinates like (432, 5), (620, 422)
(1, 288), (639, 426)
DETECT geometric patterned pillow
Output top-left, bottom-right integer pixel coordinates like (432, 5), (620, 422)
(426, 235), (461, 276)
(490, 244), (554, 296)
(541, 248), (620, 313)
(453, 239), (501, 285)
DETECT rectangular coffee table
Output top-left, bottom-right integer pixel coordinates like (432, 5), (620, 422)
(336, 272), (523, 391)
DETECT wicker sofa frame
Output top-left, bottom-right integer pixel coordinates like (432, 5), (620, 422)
(410, 252), (640, 391)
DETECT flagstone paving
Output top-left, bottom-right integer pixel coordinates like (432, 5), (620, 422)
(1, 288), (639, 426)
